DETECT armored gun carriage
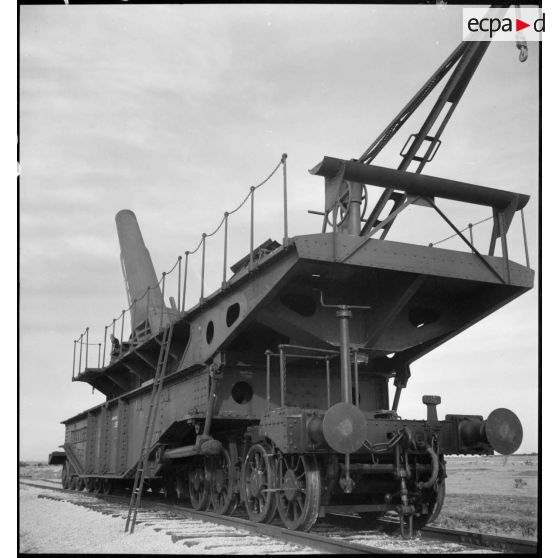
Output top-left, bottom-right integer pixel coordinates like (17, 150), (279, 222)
(54, 34), (534, 537)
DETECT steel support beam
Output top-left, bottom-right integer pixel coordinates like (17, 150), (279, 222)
(311, 158), (529, 211)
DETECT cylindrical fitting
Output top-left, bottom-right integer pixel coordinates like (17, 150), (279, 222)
(336, 306), (353, 404)
(306, 415), (325, 446)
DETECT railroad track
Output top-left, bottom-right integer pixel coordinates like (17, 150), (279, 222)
(20, 479), (537, 554)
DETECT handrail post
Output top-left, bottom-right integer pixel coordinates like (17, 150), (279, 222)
(182, 252), (189, 313)
(200, 235), (206, 303)
(131, 299), (137, 344)
(97, 344), (101, 368)
(282, 153), (288, 245)
(279, 345), (286, 407)
(102, 326), (108, 367)
(520, 208), (530, 268)
(353, 350), (359, 408)
(497, 212), (511, 284)
(177, 256), (182, 315)
(78, 333), (83, 375)
(325, 357), (331, 408)
(160, 272), (166, 331)
(222, 212), (229, 289)
(249, 186), (255, 272)
(119, 310), (125, 358)
(265, 350), (271, 412)
(145, 287), (151, 337)
(468, 223), (474, 252)
(72, 340), (77, 381)
(85, 327), (89, 369)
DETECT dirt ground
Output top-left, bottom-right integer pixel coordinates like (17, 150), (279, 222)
(19, 454), (539, 543)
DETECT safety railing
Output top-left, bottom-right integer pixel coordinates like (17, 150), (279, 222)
(72, 328), (102, 380)
(72, 154), (288, 379)
(427, 207), (530, 273)
(265, 344), (366, 412)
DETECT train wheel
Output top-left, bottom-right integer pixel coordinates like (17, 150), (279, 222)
(276, 453), (320, 531)
(69, 476), (78, 491)
(242, 443), (277, 524)
(102, 478), (114, 494)
(175, 471), (188, 501)
(84, 478), (94, 492)
(61, 461), (71, 489)
(162, 478), (176, 500)
(76, 477), (85, 491)
(414, 479), (445, 530)
(93, 477), (102, 493)
(188, 458), (210, 510)
(210, 448), (237, 516)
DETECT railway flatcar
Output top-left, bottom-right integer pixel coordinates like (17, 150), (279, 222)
(53, 36), (534, 538)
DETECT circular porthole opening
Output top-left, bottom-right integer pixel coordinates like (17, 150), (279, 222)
(226, 303), (240, 327)
(231, 381), (253, 404)
(206, 321), (214, 344)
(408, 306), (439, 329)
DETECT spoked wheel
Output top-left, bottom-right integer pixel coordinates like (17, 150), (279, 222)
(175, 471), (188, 501)
(93, 477), (102, 494)
(164, 471), (187, 500)
(76, 477), (85, 491)
(84, 478), (94, 492)
(209, 448), (237, 516)
(61, 461), (71, 489)
(276, 453), (320, 531)
(414, 479), (446, 530)
(162, 478), (175, 500)
(69, 476), (78, 491)
(242, 443), (277, 524)
(102, 478), (114, 495)
(188, 457), (210, 510)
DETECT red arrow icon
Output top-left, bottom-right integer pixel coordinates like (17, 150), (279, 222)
(516, 19), (530, 32)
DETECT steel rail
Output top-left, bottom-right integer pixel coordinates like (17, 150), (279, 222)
(418, 524), (538, 554)
(21, 480), (537, 554)
(372, 518), (538, 555)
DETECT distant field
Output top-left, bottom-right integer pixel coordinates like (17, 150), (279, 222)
(19, 463), (61, 481)
(20, 454), (538, 540)
(432, 454), (538, 540)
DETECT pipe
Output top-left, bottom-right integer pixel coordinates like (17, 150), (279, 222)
(163, 444), (199, 460)
(417, 446), (439, 490)
(346, 182), (363, 235)
(336, 306), (353, 404)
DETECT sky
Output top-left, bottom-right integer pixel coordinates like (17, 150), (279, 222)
(19, 4), (540, 461)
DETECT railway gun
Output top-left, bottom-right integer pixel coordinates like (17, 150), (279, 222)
(52, 13), (534, 539)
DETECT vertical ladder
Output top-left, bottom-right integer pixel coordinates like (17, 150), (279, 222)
(125, 323), (174, 533)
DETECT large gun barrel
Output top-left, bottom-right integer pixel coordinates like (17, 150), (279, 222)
(115, 210), (173, 336)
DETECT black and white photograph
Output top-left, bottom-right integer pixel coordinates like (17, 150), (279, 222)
(19, 2), (543, 554)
